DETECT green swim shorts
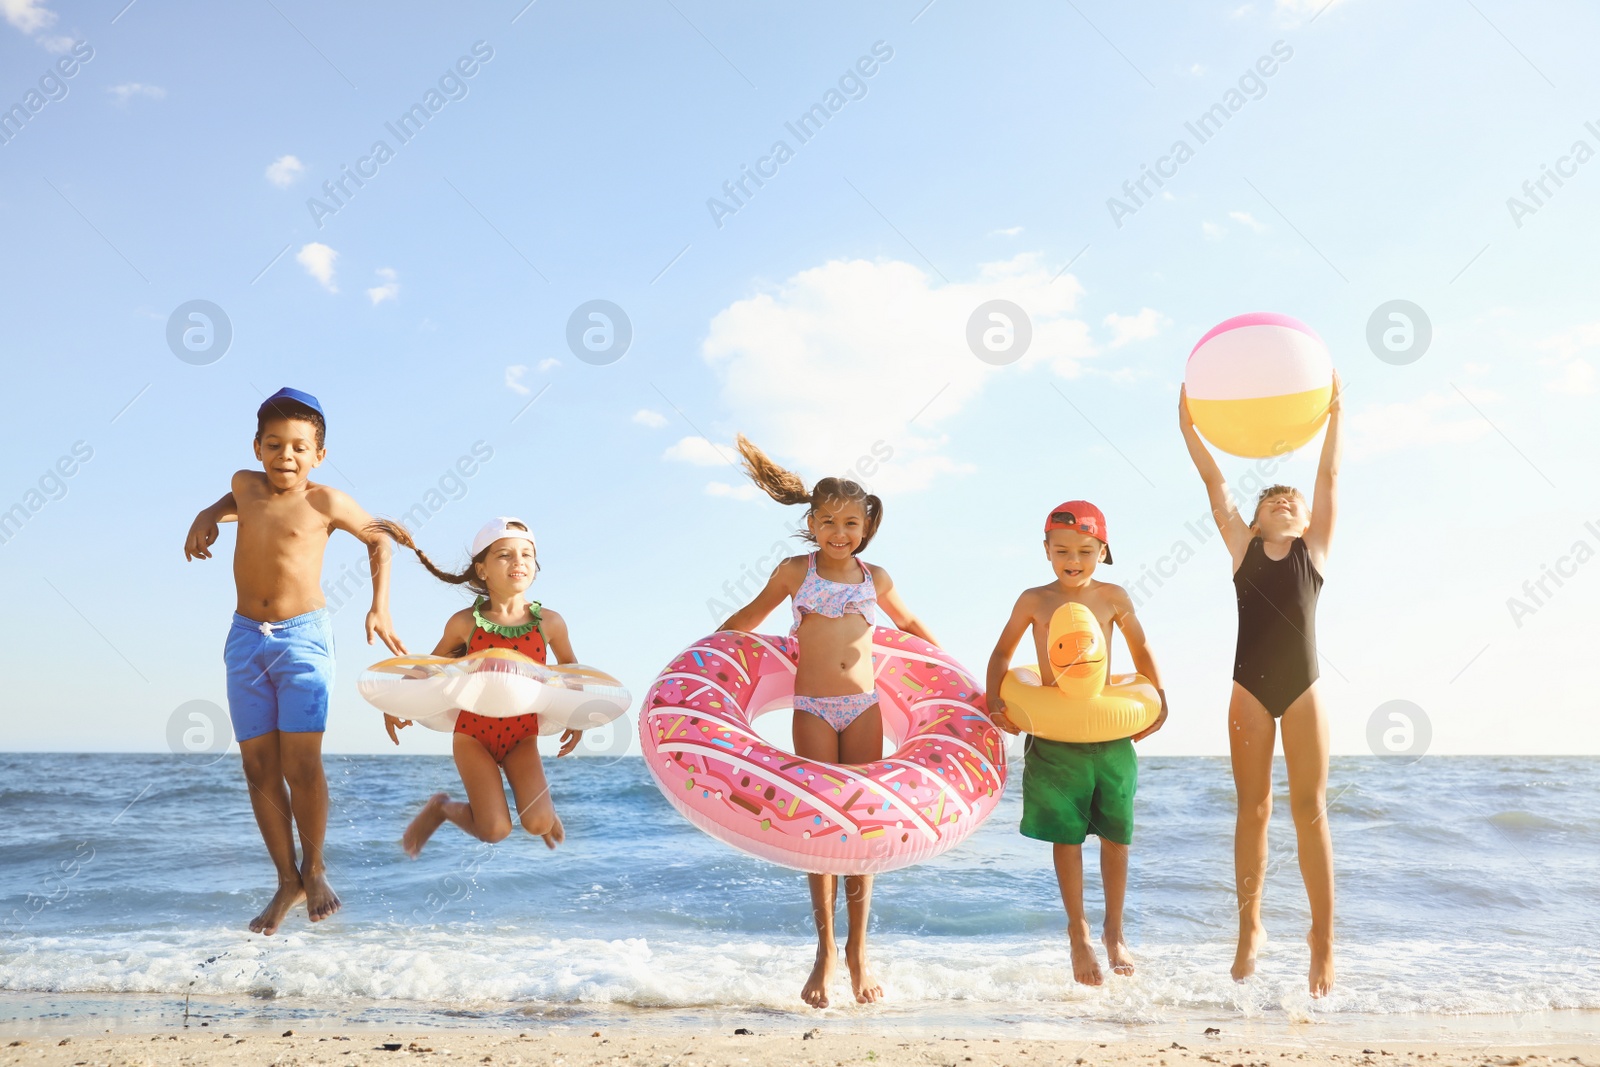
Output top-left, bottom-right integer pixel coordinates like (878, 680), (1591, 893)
(1019, 735), (1136, 846)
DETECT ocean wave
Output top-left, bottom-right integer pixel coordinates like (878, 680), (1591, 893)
(3, 929), (1598, 1020)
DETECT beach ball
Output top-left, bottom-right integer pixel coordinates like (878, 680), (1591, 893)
(1184, 312), (1333, 458)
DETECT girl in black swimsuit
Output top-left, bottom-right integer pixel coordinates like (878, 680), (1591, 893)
(1179, 374), (1343, 999)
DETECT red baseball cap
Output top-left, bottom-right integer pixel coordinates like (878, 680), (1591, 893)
(1044, 500), (1112, 564)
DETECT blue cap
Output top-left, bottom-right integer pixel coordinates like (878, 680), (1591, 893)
(257, 387), (324, 420)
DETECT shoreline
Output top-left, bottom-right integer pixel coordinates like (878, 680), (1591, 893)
(1, 1028), (1596, 1067)
(2, 992), (1597, 1047)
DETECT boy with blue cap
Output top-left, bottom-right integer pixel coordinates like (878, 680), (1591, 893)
(184, 388), (406, 934)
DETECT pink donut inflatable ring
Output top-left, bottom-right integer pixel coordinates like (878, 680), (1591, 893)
(640, 628), (1009, 875)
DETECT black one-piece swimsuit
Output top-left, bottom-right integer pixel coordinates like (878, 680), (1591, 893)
(1232, 536), (1323, 718)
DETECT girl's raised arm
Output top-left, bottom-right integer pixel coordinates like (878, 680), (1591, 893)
(720, 557), (802, 633)
(871, 567), (937, 648)
(1304, 371), (1342, 570)
(1179, 386), (1253, 563)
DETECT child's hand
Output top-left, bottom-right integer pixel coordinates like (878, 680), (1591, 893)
(987, 700), (1020, 735)
(1178, 385), (1195, 433)
(184, 512), (219, 561)
(1327, 369), (1343, 415)
(367, 608), (408, 655)
(556, 729), (583, 757)
(1132, 689), (1168, 742)
(384, 713), (411, 745)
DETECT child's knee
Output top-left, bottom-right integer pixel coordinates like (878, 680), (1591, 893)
(1238, 792), (1272, 822)
(481, 819), (513, 843)
(1289, 789), (1326, 825)
(239, 748), (277, 782)
(281, 752), (325, 790)
(519, 808), (554, 837)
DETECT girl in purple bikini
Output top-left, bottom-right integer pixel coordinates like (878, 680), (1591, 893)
(719, 434), (939, 1010)
(1179, 373), (1344, 997)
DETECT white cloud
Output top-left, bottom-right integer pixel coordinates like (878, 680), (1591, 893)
(1228, 210), (1267, 233)
(989, 226), (1023, 237)
(664, 436), (735, 467)
(37, 32), (73, 52)
(537, 357), (561, 372)
(366, 267), (398, 306)
(700, 254), (1094, 492)
(1347, 389), (1494, 460)
(1202, 221), (1227, 240)
(1189, 63), (1207, 76)
(1546, 360), (1596, 395)
(108, 82), (166, 105)
(1536, 322), (1600, 395)
(1104, 307), (1166, 348)
(705, 481), (761, 501)
(633, 409), (668, 429)
(1, 0), (56, 33)
(295, 242), (338, 292)
(1230, 4), (1254, 17)
(265, 155), (304, 188)
(505, 365), (530, 395)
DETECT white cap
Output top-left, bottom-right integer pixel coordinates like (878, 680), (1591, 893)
(471, 517), (537, 558)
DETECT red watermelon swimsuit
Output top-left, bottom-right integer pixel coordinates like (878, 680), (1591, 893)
(454, 596), (547, 764)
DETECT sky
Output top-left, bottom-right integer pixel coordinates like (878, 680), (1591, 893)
(2, 0), (1598, 758)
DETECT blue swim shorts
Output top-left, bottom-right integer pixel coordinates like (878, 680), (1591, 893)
(223, 608), (335, 743)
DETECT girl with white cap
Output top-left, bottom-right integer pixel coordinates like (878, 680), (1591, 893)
(373, 516), (582, 856)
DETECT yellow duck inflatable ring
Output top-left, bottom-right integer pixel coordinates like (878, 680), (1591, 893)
(999, 602), (1160, 742)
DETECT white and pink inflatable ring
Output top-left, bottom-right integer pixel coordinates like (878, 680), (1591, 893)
(639, 628), (1008, 875)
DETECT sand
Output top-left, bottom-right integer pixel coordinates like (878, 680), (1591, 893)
(1, 1029), (1594, 1067)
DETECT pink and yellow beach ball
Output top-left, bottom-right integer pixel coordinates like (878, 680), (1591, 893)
(1184, 312), (1333, 458)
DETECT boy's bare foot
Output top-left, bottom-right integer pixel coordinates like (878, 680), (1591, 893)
(1103, 930), (1135, 977)
(250, 876), (305, 935)
(302, 869), (341, 923)
(1308, 931), (1335, 997)
(801, 945), (836, 1009)
(541, 814), (565, 850)
(1069, 922), (1103, 986)
(846, 942), (883, 1004)
(1232, 922), (1267, 981)
(402, 794), (450, 858)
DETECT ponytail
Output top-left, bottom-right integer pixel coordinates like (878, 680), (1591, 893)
(735, 434), (810, 505)
(369, 518), (489, 595)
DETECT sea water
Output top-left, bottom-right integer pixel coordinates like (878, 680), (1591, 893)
(1, 753), (1596, 1038)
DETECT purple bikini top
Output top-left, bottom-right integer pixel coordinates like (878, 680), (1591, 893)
(790, 552), (877, 635)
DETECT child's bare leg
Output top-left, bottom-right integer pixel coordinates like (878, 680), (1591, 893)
(793, 708), (848, 1009)
(803, 873), (838, 1009)
(239, 733), (304, 935)
(1228, 683), (1277, 980)
(837, 706), (884, 1004)
(1052, 842), (1102, 986)
(279, 731), (338, 922)
(404, 736), (513, 856)
(1281, 685), (1335, 997)
(843, 874), (882, 1003)
(1099, 838), (1134, 975)
(504, 740), (563, 849)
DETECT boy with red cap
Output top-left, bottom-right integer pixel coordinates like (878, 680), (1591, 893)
(986, 500), (1167, 986)
(183, 388), (407, 935)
